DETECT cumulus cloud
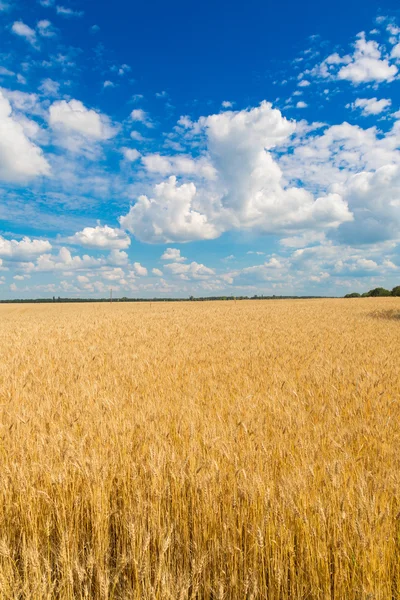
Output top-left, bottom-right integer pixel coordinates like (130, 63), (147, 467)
(121, 147), (141, 161)
(195, 103), (351, 234)
(49, 99), (115, 140)
(288, 242), (396, 283)
(39, 78), (60, 96)
(152, 268), (163, 276)
(69, 225), (131, 249)
(164, 261), (215, 280)
(130, 109), (153, 127)
(1, 89), (42, 115)
(11, 21), (38, 47)
(56, 5), (84, 17)
(132, 262), (147, 276)
(278, 120), (400, 192)
(0, 91), (50, 181)
(120, 176), (220, 243)
(161, 248), (186, 262)
(100, 267), (125, 281)
(316, 32), (398, 84)
(0, 67), (14, 76)
(37, 19), (56, 37)
(108, 249), (129, 265)
(141, 153), (217, 179)
(348, 97), (392, 115)
(120, 102), (353, 243)
(0, 236), (52, 260)
(392, 43), (400, 59)
(34, 247), (105, 272)
(333, 164), (400, 244)
(130, 130), (146, 142)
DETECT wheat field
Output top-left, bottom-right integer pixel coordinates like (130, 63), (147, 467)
(0, 299), (399, 599)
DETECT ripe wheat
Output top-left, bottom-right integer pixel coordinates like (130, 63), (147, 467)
(0, 299), (399, 599)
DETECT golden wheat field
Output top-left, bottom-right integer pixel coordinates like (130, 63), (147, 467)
(0, 299), (399, 600)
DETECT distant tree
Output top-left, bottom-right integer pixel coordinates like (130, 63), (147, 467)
(368, 287), (391, 297)
(392, 286), (400, 297)
(344, 292), (361, 298)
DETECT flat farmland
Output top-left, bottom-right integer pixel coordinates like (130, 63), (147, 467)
(0, 299), (399, 599)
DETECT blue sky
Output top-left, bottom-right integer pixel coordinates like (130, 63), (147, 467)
(0, 0), (400, 298)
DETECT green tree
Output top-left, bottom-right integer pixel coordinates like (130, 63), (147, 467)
(392, 286), (400, 297)
(368, 287), (391, 297)
(344, 293), (361, 298)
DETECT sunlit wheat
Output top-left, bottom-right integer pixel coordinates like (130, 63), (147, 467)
(0, 299), (399, 599)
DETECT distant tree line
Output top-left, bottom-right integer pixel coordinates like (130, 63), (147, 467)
(0, 294), (331, 304)
(345, 286), (400, 298)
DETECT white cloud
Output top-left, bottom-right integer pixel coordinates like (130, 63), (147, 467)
(69, 225), (131, 249)
(100, 267), (125, 281)
(333, 164), (400, 244)
(296, 101), (308, 108)
(278, 120), (400, 192)
(130, 108), (153, 127)
(120, 102), (353, 243)
(0, 91), (50, 181)
(49, 99), (115, 140)
(142, 153), (217, 179)
(152, 268), (163, 276)
(34, 247), (105, 273)
(392, 43), (400, 59)
(222, 101), (233, 108)
(103, 80), (115, 88)
(133, 262), (147, 276)
(130, 130), (146, 141)
(0, 236), (51, 260)
(56, 5), (84, 17)
(0, 67), (14, 76)
(108, 249), (129, 265)
(117, 64), (131, 76)
(120, 176), (220, 243)
(198, 102), (351, 232)
(221, 241), (398, 291)
(0, 89), (42, 115)
(320, 32), (398, 84)
(298, 79), (310, 87)
(161, 248), (186, 262)
(37, 19), (56, 37)
(11, 21), (37, 47)
(76, 275), (90, 284)
(121, 147), (141, 161)
(39, 78), (60, 96)
(164, 261), (215, 280)
(349, 97), (392, 116)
